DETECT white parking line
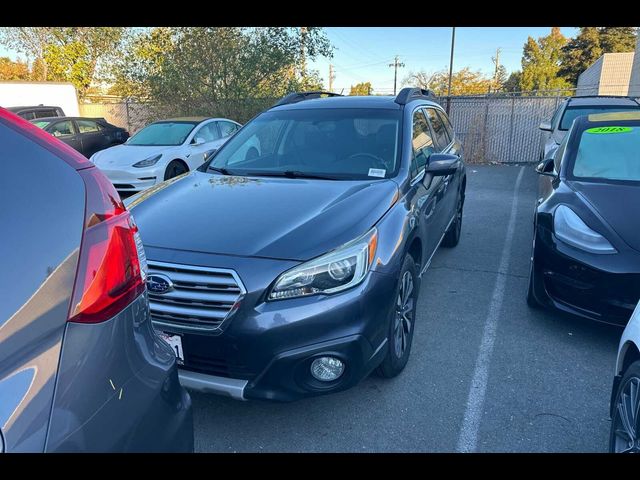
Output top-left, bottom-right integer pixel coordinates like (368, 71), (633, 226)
(456, 166), (525, 453)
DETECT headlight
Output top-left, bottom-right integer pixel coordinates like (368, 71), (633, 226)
(268, 228), (378, 300)
(133, 154), (162, 168)
(553, 205), (616, 254)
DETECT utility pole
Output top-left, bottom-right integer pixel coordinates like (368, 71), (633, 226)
(388, 55), (405, 95)
(300, 27), (307, 81)
(491, 47), (502, 93)
(329, 64), (335, 92)
(446, 27), (456, 113)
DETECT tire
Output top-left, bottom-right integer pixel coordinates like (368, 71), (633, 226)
(609, 359), (640, 453)
(164, 160), (188, 181)
(526, 267), (542, 309)
(442, 192), (463, 248)
(376, 254), (419, 378)
(526, 231), (543, 309)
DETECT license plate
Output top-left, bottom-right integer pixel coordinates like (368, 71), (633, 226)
(158, 332), (184, 364)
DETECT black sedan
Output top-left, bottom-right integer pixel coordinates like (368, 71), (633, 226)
(528, 111), (640, 325)
(31, 116), (129, 158)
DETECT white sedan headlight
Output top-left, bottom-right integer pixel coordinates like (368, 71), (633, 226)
(133, 154), (162, 168)
(269, 228), (378, 300)
(553, 205), (616, 254)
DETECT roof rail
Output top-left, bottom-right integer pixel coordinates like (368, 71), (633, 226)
(395, 88), (437, 105)
(272, 91), (343, 108)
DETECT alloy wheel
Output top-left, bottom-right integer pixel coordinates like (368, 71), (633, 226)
(613, 377), (640, 453)
(393, 271), (414, 359)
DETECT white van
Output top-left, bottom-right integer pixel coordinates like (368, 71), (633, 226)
(0, 81), (80, 118)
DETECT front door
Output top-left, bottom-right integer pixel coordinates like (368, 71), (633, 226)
(48, 120), (82, 154)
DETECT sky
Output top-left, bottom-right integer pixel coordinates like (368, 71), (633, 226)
(309, 27), (580, 94)
(0, 27), (581, 93)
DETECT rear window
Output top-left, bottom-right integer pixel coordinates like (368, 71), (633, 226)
(560, 105), (640, 131)
(572, 125), (640, 182)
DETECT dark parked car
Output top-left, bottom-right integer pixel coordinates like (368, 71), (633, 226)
(31, 116), (129, 158)
(538, 95), (640, 161)
(126, 89), (466, 401)
(528, 111), (640, 325)
(0, 108), (193, 452)
(7, 104), (65, 120)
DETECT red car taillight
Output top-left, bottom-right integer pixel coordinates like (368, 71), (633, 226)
(68, 167), (146, 323)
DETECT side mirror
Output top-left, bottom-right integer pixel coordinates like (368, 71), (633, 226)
(539, 121), (552, 132)
(426, 153), (460, 177)
(536, 157), (555, 176)
(192, 137), (205, 146)
(204, 149), (218, 161)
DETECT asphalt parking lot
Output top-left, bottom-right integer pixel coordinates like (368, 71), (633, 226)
(190, 164), (622, 452)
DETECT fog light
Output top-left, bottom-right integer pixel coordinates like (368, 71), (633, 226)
(310, 357), (345, 382)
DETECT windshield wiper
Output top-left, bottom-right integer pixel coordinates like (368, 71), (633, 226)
(247, 170), (339, 180)
(208, 166), (232, 175)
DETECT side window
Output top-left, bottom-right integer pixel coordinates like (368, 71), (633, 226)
(550, 103), (564, 129)
(77, 120), (100, 133)
(424, 108), (451, 151)
(49, 120), (75, 137)
(436, 109), (455, 142)
(412, 109), (436, 175)
(20, 111), (35, 120)
(193, 123), (221, 143)
(218, 121), (239, 138)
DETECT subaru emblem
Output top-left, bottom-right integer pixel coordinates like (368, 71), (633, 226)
(146, 274), (174, 294)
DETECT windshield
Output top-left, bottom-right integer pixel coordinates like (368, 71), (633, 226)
(572, 124), (640, 182)
(32, 120), (52, 129)
(127, 121), (197, 146)
(208, 108), (401, 180)
(560, 105), (640, 131)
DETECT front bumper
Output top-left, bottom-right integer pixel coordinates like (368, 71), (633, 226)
(94, 164), (163, 192)
(146, 249), (398, 402)
(532, 225), (640, 325)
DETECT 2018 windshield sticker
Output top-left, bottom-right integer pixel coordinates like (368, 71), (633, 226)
(586, 126), (633, 134)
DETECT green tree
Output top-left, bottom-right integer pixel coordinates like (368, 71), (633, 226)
(43, 27), (125, 99)
(599, 27), (637, 53)
(559, 27), (602, 86)
(520, 27), (571, 95)
(0, 57), (31, 80)
(349, 82), (373, 95)
(503, 71), (522, 93)
(0, 27), (126, 97)
(403, 67), (493, 96)
(0, 27), (53, 80)
(115, 27), (332, 120)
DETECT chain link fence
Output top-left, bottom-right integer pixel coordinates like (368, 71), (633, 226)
(80, 94), (570, 164)
(439, 95), (563, 164)
(79, 96), (275, 134)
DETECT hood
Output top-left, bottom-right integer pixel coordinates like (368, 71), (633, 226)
(128, 171), (399, 261)
(570, 180), (640, 252)
(92, 144), (176, 167)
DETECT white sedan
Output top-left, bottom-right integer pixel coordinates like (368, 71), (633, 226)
(90, 117), (241, 193)
(610, 301), (640, 452)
